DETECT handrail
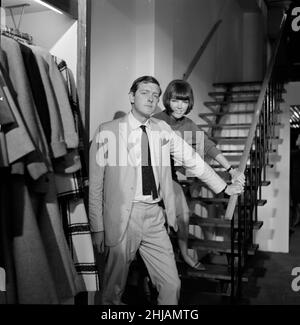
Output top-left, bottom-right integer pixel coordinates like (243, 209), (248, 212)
(224, 13), (287, 220)
(183, 19), (222, 81)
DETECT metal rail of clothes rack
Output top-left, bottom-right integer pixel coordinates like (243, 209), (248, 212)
(0, 3), (33, 44)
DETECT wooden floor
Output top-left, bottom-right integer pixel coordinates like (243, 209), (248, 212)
(122, 223), (300, 305)
(240, 223), (300, 305)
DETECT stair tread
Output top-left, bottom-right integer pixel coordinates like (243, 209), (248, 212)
(209, 90), (261, 97)
(198, 122), (282, 128)
(212, 138), (247, 145)
(188, 237), (259, 255)
(261, 180), (271, 186)
(211, 136), (282, 140)
(206, 88), (285, 95)
(189, 197), (267, 207)
(224, 153), (280, 162)
(199, 109), (283, 117)
(206, 165), (273, 170)
(179, 177), (271, 186)
(199, 110), (255, 117)
(213, 81), (262, 87)
(189, 214), (264, 229)
(178, 262), (248, 282)
(221, 149), (245, 153)
(197, 123), (252, 128)
(204, 100), (257, 106)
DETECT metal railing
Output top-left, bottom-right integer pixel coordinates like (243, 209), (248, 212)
(226, 13), (287, 300)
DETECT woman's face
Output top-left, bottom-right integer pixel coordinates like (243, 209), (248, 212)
(170, 98), (189, 119)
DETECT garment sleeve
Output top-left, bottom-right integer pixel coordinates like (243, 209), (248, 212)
(204, 133), (222, 159)
(88, 127), (106, 232)
(48, 54), (79, 149)
(169, 129), (226, 194)
(0, 84), (15, 128)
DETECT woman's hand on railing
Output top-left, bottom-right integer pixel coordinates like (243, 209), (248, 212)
(229, 168), (245, 186)
(225, 181), (244, 196)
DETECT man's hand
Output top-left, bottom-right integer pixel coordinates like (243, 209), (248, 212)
(229, 168), (245, 185)
(91, 231), (105, 254)
(225, 181), (244, 196)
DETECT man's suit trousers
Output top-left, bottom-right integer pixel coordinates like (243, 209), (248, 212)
(101, 202), (181, 305)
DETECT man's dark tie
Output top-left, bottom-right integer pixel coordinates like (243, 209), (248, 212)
(140, 125), (158, 199)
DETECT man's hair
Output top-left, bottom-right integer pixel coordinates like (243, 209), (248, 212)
(129, 75), (162, 96)
(163, 79), (194, 115)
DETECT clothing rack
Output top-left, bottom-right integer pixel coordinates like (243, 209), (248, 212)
(4, 3), (29, 32)
(0, 26), (33, 44)
(0, 4), (33, 44)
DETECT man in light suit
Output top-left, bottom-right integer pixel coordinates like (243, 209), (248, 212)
(89, 76), (243, 305)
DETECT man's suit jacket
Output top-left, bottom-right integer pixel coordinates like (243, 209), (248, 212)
(89, 113), (226, 247)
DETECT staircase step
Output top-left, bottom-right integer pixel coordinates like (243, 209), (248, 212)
(211, 137), (247, 145)
(246, 163), (274, 169)
(200, 109), (283, 118)
(204, 100), (257, 108)
(211, 136), (283, 145)
(180, 277), (234, 297)
(199, 110), (255, 117)
(189, 197), (267, 206)
(202, 162), (274, 171)
(224, 152), (280, 163)
(221, 149), (245, 153)
(209, 90), (260, 98)
(179, 177), (271, 188)
(188, 236), (259, 255)
(213, 81), (262, 88)
(198, 122), (282, 129)
(197, 123), (252, 129)
(178, 262), (248, 283)
(189, 214), (264, 229)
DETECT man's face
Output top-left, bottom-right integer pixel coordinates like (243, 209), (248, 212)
(130, 82), (160, 121)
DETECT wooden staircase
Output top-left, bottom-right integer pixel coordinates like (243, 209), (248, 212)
(125, 12), (288, 305)
(175, 79), (286, 301)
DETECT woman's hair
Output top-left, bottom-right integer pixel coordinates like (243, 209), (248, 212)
(129, 75), (162, 96)
(163, 79), (194, 115)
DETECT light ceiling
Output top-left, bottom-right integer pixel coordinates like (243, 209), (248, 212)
(2, 0), (50, 15)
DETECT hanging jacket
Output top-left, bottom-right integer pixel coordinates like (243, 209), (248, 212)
(1, 35), (50, 180)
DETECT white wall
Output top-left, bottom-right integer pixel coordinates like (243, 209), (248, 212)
(254, 102), (290, 253)
(89, 0), (248, 137)
(90, 0), (137, 136)
(172, 0), (244, 125)
(50, 21), (78, 81)
(254, 83), (300, 253)
(242, 12), (264, 81)
(154, 0), (174, 96)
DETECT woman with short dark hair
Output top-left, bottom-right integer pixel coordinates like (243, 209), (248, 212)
(154, 79), (245, 270)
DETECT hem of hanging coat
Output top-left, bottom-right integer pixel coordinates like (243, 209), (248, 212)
(27, 161), (48, 180)
(65, 132), (79, 149)
(53, 149), (82, 174)
(51, 140), (68, 159)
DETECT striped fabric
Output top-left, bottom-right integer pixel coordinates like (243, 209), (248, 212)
(57, 178), (99, 292)
(55, 58), (99, 292)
